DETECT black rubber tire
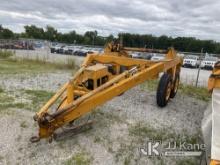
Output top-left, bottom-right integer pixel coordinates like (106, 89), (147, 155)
(156, 73), (172, 107)
(170, 73), (180, 98)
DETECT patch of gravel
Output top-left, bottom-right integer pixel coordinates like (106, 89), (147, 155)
(0, 72), (71, 92)
(103, 86), (207, 135)
(0, 71), (208, 165)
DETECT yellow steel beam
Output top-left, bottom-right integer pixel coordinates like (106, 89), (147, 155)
(208, 62), (220, 92)
(35, 82), (68, 119)
(90, 54), (159, 67)
(210, 159), (220, 165)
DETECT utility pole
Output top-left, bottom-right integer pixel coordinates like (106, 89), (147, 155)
(195, 48), (204, 87)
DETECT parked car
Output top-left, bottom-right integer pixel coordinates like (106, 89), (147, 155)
(74, 47), (87, 56)
(182, 55), (200, 68)
(131, 52), (152, 60)
(201, 57), (219, 70)
(85, 47), (93, 54)
(151, 54), (165, 61)
(73, 48), (81, 56)
(50, 46), (56, 53)
(50, 45), (64, 53)
(58, 46), (68, 54)
(66, 46), (75, 55)
(131, 52), (141, 58)
(139, 53), (153, 60)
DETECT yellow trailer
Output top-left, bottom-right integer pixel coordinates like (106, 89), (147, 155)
(30, 42), (182, 142)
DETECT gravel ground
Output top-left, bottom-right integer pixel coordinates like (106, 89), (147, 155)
(0, 51), (210, 165)
(0, 72), (71, 92)
(0, 71), (208, 165)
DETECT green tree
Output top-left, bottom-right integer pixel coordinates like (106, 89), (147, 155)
(45, 25), (57, 41)
(0, 25), (14, 39)
(24, 25), (44, 39)
(84, 31), (98, 45)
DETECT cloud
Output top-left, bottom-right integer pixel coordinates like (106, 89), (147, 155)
(0, 0), (220, 41)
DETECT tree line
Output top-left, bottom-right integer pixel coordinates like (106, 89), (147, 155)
(1, 24), (220, 53)
(0, 25), (114, 46)
(119, 33), (220, 53)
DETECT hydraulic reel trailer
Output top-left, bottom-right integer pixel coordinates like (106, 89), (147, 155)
(31, 42), (182, 142)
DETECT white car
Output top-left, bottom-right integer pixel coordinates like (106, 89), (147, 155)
(53, 45), (64, 53)
(183, 55), (200, 68)
(131, 52), (141, 58)
(201, 57), (219, 70)
(62, 46), (69, 54)
(151, 54), (165, 61)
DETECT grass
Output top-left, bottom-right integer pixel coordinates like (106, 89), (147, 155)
(114, 142), (135, 163)
(0, 90), (27, 111)
(112, 123), (201, 164)
(0, 92), (25, 115)
(0, 92), (14, 108)
(176, 158), (198, 165)
(140, 79), (158, 91)
(0, 87), (4, 93)
(0, 57), (76, 74)
(65, 58), (77, 70)
(24, 89), (54, 111)
(19, 58), (77, 70)
(141, 79), (211, 102)
(0, 89), (56, 112)
(15, 102), (26, 108)
(64, 152), (92, 165)
(178, 84), (211, 102)
(92, 108), (125, 125)
(0, 50), (14, 59)
(21, 58), (76, 69)
(124, 156), (131, 165)
(128, 123), (201, 145)
(0, 90), (26, 110)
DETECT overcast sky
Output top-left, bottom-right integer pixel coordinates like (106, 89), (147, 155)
(1, 0), (220, 41)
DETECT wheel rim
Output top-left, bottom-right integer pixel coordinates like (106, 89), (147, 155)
(166, 81), (172, 101)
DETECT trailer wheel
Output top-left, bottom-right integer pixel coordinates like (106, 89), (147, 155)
(170, 73), (180, 98)
(156, 73), (172, 107)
